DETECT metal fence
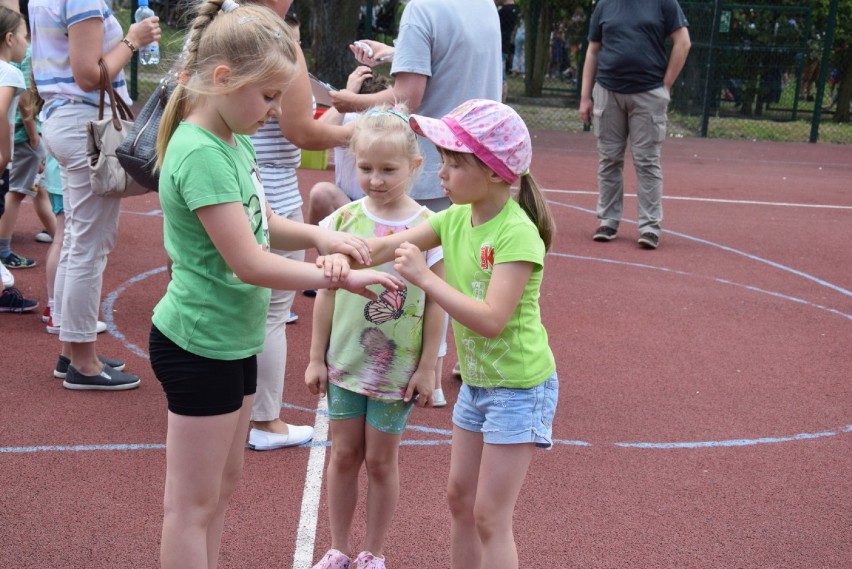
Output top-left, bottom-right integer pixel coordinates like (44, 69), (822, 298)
(124, 0), (850, 145)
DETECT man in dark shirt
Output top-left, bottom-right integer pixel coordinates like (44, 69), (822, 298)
(579, 0), (690, 249)
(497, 0), (519, 101)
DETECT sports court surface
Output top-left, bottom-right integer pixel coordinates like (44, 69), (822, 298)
(1, 131), (850, 568)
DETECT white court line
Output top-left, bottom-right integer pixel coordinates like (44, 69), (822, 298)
(292, 397), (330, 569)
(543, 188), (852, 210)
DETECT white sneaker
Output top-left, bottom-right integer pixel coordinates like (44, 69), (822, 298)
(0, 264), (13, 289)
(247, 424), (314, 450)
(432, 388), (447, 408)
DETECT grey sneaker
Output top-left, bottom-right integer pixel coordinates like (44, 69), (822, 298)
(592, 225), (618, 241)
(637, 232), (660, 249)
(54, 354), (126, 379)
(63, 364), (140, 391)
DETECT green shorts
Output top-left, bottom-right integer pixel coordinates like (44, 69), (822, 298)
(327, 382), (414, 435)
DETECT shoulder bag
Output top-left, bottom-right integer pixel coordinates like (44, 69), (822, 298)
(86, 60), (148, 197)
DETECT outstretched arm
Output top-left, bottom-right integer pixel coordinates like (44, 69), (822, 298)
(395, 243), (533, 339)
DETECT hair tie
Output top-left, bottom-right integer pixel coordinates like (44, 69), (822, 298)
(521, 169), (530, 177)
(222, 0), (240, 13)
(366, 107), (409, 123)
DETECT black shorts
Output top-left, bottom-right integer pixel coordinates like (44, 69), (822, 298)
(0, 169), (9, 217)
(149, 324), (257, 417)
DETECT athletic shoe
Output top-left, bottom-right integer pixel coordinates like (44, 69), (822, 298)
(1, 263), (13, 288)
(0, 287), (38, 313)
(303, 289), (318, 298)
(45, 315), (108, 334)
(54, 354), (126, 379)
(353, 551), (386, 569)
(311, 549), (350, 569)
(35, 230), (53, 243)
(592, 225), (618, 242)
(637, 232), (660, 249)
(286, 311), (299, 324)
(451, 361), (461, 377)
(247, 424), (314, 450)
(432, 388), (447, 408)
(42, 306), (50, 323)
(62, 364), (140, 391)
(0, 251), (37, 269)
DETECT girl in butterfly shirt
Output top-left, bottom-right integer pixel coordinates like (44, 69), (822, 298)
(305, 104), (445, 569)
(328, 99), (558, 569)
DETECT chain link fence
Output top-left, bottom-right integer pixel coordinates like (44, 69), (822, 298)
(122, 0), (850, 145)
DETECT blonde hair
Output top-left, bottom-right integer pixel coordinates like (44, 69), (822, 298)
(350, 103), (421, 172)
(437, 148), (556, 252)
(155, 0), (299, 168)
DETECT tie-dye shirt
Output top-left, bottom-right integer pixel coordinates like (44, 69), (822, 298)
(30, 0), (130, 108)
(320, 199), (443, 401)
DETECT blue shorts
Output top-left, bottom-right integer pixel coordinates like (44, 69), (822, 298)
(327, 382), (414, 435)
(452, 373), (558, 449)
(49, 193), (63, 215)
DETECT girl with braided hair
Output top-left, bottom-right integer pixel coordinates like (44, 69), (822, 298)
(149, 2), (402, 567)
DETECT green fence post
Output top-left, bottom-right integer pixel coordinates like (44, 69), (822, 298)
(810, 0), (838, 143)
(699, 0), (723, 138)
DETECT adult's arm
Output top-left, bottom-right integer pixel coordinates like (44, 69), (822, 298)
(277, 46), (352, 150)
(330, 71), (428, 114)
(663, 27), (691, 91)
(578, 40), (601, 125)
(67, 16), (160, 92)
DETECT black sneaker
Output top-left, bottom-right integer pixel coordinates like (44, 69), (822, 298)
(0, 287), (39, 313)
(302, 289), (317, 298)
(592, 226), (618, 242)
(63, 364), (140, 391)
(54, 354), (126, 379)
(638, 232), (660, 249)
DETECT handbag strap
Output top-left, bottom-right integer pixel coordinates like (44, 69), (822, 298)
(97, 59), (135, 129)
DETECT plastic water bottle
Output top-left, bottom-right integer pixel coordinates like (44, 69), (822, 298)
(135, 0), (159, 65)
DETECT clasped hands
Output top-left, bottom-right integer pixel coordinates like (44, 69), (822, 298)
(316, 240), (430, 297)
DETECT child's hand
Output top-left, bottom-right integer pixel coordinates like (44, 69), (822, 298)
(319, 230), (371, 266)
(346, 66), (373, 92)
(404, 367), (435, 407)
(319, 253), (351, 283)
(393, 242), (429, 285)
(305, 360), (328, 396)
(341, 269), (403, 300)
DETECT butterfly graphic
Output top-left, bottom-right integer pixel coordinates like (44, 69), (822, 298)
(364, 287), (407, 325)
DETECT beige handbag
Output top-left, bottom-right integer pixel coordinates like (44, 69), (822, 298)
(86, 60), (148, 197)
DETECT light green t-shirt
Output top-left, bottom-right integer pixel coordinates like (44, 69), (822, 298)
(430, 199), (555, 389)
(152, 123), (271, 360)
(321, 199), (443, 401)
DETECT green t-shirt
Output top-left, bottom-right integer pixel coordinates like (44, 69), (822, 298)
(430, 199), (555, 389)
(13, 47), (37, 145)
(152, 123), (271, 359)
(321, 199), (443, 401)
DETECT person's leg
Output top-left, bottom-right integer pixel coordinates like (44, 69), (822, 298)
(592, 83), (629, 233)
(627, 87), (668, 238)
(47, 211), (64, 319)
(44, 106), (124, 376)
(326, 415), (367, 556)
(474, 443), (535, 569)
(160, 402), (251, 569)
(360, 425), (402, 557)
(0, 191), (32, 265)
(33, 186), (57, 238)
(307, 181), (351, 225)
(250, 207), (312, 448)
(448, 425), (484, 569)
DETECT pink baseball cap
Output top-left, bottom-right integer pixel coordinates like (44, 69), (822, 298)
(409, 99), (531, 184)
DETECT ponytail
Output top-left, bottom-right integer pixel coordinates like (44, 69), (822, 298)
(517, 172), (556, 252)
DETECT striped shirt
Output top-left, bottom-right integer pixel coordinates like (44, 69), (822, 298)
(30, 0), (130, 110)
(251, 116), (302, 217)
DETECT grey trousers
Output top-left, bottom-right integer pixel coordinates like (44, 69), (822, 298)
(592, 83), (670, 235)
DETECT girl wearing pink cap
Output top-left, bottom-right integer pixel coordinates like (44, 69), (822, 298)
(331, 99), (558, 569)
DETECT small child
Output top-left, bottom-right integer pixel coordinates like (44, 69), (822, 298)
(306, 104), (445, 569)
(335, 99), (559, 569)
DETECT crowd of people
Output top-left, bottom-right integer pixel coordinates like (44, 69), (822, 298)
(2, 0), (691, 568)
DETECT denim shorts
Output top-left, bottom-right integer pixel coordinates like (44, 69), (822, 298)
(327, 382), (414, 435)
(452, 373), (558, 449)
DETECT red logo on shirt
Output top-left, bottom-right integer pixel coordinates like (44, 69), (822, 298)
(480, 245), (494, 271)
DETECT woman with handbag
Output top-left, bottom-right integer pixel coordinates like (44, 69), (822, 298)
(30, 0), (160, 389)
